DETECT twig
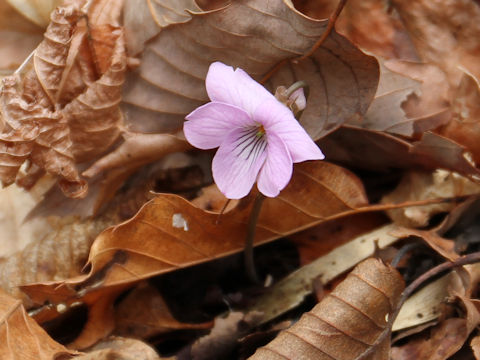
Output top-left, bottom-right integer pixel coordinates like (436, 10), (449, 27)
(356, 251), (480, 360)
(245, 193), (265, 283)
(295, 0), (348, 62)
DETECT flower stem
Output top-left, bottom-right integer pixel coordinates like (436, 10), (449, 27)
(245, 193), (265, 283)
(285, 81), (309, 99)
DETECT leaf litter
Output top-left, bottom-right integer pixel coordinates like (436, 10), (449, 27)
(2, 0), (480, 359)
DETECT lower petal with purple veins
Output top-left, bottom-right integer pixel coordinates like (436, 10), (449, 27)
(257, 132), (293, 197)
(212, 127), (268, 199)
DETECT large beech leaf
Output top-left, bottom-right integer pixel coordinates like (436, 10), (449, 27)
(0, 1), (126, 197)
(0, 289), (75, 359)
(122, 0), (379, 140)
(249, 258), (405, 360)
(22, 161), (369, 303)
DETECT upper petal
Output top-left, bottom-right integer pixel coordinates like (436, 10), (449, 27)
(212, 127), (267, 199)
(184, 102), (254, 150)
(254, 99), (325, 163)
(206, 62), (276, 116)
(257, 132), (293, 197)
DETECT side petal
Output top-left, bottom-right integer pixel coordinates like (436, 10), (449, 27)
(257, 133), (293, 197)
(206, 62), (275, 116)
(254, 100), (325, 163)
(184, 102), (254, 149)
(212, 127), (267, 199)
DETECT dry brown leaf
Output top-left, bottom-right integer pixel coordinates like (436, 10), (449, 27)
(249, 258), (405, 360)
(437, 71), (480, 165)
(381, 170), (480, 228)
(319, 126), (480, 178)
(0, 288), (76, 359)
(122, 0), (379, 140)
(22, 161), (369, 303)
(353, 60), (450, 138)
(0, 1), (126, 197)
(123, 0), (202, 56)
(390, 0), (480, 84)
(76, 337), (162, 360)
(115, 282), (212, 339)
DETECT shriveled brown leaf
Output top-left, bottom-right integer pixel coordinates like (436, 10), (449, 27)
(77, 337), (161, 360)
(122, 0), (379, 140)
(0, 288), (76, 359)
(22, 161), (369, 303)
(249, 258), (405, 360)
(381, 170), (480, 228)
(472, 335), (480, 360)
(0, 1), (126, 197)
(319, 126), (480, 178)
(115, 282), (212, 339)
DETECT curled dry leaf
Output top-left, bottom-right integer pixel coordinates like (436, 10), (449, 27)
(122, 0), (379, 140)
(249, 258), (405, 360)
(381, 170), (480, 228)
(22, 161), (369, 303)
(0, 289), (76, 359)
(0, 1), (126, 197)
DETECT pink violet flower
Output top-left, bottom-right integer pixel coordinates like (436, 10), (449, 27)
(184, 62), (325, 199)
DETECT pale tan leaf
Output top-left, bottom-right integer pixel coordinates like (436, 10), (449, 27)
(250, 224), (402, 325)
(122, 0), (379, 140)
(0, 0), (43, 77)
(6, 0), (61, 27)
(0, 288), (76, 359)
(249, 258), (405, 360)
(77, 337), (162, 360)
